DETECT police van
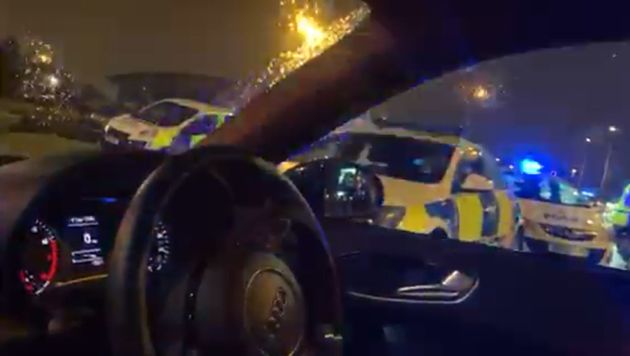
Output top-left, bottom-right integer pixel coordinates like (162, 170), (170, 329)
(281, 121), (519, 248)
(507, 173), (611, 263)
(102, 98), (233, 153)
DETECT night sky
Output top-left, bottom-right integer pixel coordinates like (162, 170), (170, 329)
(3, 0), (630, 195)
(375, 42), (630, 194)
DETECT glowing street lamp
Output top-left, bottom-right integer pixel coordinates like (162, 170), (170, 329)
(585, 137), (592, 143)
(296, 14), (325, 47)
(472, 85), (490, 102)
(601, 125), (621, 191)
(37, 54), (52, 64)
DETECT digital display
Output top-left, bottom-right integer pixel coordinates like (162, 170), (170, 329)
(64, 215), (104, 266)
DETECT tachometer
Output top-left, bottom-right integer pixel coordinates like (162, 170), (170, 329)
(18, 220), (59, 295)
(147, 220), (171, 273)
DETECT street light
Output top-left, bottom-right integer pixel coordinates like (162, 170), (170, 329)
(37, 54), (52, 64)
(578, 138), (593, 188)
(472, 85), (490, 102)
(571, 168), (578, 178)
(600, 125), (620, 192)
(296, 13), (325, 48)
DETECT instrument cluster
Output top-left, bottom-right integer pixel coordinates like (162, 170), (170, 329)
(17, 197), (171, 297)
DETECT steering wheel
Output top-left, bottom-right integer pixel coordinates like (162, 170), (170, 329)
(107, 147), (343, 355)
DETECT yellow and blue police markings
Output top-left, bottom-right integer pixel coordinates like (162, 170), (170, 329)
(606, 184), (630, 269)
(423, 191), (516, 247)
(279, 129), (518, 246)
(380, 174), (516, 247)
(609, 183), (630, 228)
(168, 113), (232, 153)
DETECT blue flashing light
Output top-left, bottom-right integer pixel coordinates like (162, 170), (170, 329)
(98, 197), (118, 203)
(520, 159), (543, 175)
(581, 190), (596, 198)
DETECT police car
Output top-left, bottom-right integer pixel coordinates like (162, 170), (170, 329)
(281, 120), (518, 247)
(506, 172), (611, 263)
(102, 98), (233, 153)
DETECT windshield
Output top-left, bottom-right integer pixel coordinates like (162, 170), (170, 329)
(292, 133), (455, 183)
(3, 1), (630, 280)
(511, 175), (594, 207)
(135, 102), (197, 127)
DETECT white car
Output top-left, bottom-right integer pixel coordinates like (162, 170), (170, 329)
(102, 98), (233, 152)
(506, 173), (612, 264)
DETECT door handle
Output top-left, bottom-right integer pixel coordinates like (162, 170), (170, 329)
(395, 270), (477, 300)
(347, 270), (478, 305)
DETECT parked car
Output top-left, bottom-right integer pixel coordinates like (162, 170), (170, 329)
(283, 121), (518, 247)
(102, 98), (233, 153)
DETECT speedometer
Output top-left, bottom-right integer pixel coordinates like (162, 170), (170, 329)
(147, 220), (171, 273)
(18, 220), (59, 295)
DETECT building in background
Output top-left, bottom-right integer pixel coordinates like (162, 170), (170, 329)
(0, 37), (21, 98)
(108, 72), (235, 111)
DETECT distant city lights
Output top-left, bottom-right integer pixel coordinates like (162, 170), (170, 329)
(609, 125), (619, 133)
(47, 75), (60, 88)
(37, 54), (52, 64)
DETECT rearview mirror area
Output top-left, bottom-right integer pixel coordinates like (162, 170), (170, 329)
(284, 159), (384, 221)
(461, 174), (494, 192)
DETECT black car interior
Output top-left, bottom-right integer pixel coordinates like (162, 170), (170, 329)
(3, 0), (630, 355)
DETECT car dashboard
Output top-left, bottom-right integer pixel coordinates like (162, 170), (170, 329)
(0, 152), (166, 315)
(16, 195), (172, 299)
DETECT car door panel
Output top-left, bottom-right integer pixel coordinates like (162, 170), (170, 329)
(324, 220), (630, 355)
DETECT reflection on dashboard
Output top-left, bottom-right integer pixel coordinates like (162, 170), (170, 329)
(17, 197), (172, 297)
(147, 220), (171, 273)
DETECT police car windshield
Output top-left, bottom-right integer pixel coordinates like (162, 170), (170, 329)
(514, 175), (594, 207)
(136, 102), (197, 127)
(292, 133), (455, 183)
